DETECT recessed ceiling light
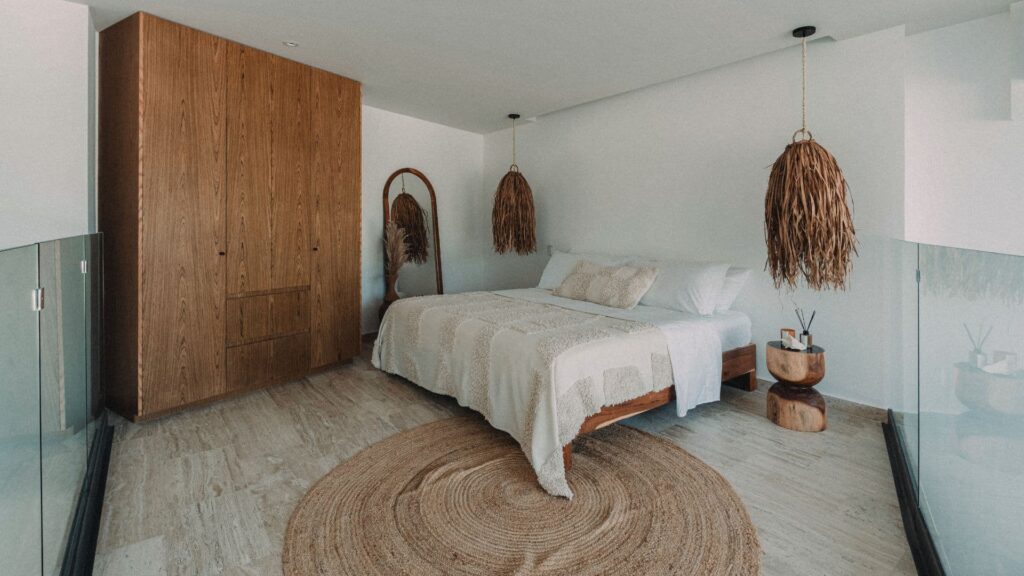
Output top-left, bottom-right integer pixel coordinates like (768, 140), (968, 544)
(282, 41), (299, 47)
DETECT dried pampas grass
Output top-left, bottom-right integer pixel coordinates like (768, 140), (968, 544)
(492, 168), (537, 255)
(765, 138), (857, 291)
(391, 192), (429, 263)
(384, 221), (409, 275)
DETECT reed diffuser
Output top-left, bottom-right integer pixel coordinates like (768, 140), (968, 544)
(964, 323), (992, 368)
(796, 308), (816, 350)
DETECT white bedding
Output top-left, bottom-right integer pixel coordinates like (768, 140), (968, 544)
(496, 288), (750, 415)
(500, 288), (751, 350)
(372, 289), (746, 498)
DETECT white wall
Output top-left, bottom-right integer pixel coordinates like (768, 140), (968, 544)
(362, 106), (499, 332)
(481, 27), (908, 408)
(905, 10), (1024, 257)
(905, 7), (1024, 415)
(0, 0), (93, 250)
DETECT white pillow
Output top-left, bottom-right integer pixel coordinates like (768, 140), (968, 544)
(537, 250), (625, 290)
(715, 267), (752, 312)
(637, 260), (730, 316)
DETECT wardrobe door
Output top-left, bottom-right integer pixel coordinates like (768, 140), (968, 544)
(137, 15), (227, 415)
(226, 45), (311, 295)
(310, 70), (361, 368)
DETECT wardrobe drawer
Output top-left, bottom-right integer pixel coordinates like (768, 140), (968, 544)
(226, 332), (310, 392)
(226, 289), (310, 347)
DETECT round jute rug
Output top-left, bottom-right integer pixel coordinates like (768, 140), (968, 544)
(283, 416), (761, 576)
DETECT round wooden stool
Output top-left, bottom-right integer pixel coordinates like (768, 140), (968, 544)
(766, 341), (827, 432)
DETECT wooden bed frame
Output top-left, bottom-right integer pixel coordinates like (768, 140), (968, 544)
(562, 343), (757, 471)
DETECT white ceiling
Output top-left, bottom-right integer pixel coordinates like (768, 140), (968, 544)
(79, 0), (1015, 133)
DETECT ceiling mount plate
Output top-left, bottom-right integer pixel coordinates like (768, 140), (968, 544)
(792, 26), (816, 39)
(508, 113), (521, 120)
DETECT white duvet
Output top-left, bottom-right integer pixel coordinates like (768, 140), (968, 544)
(372, 289), (722, 498)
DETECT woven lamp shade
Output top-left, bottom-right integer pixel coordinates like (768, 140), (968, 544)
(765, 137), (856, 290)
(492, 167), (536, 255)
(765, 27), (857, 291)
(491, 113), (537, 255)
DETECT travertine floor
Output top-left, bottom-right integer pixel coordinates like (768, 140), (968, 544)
(93, 344), (916, 576)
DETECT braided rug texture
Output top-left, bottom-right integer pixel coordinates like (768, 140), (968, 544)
(283, 416), (761, 576)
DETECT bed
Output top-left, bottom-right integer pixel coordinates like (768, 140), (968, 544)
(372, 287), (755, 498)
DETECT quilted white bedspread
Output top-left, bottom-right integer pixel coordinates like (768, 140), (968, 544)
(371, 289), (721, 498)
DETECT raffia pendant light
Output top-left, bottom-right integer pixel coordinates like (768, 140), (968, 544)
(765, 26), (857, 291)
(391, 173), (430, 264)
(492, 113), (537, 255)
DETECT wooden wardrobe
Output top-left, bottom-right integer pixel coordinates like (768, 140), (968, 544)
(99, 13), (361, 421)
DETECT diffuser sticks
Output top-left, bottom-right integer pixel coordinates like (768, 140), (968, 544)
(795, 308), (815, 349)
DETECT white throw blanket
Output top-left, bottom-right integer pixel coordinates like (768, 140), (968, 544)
(372, 289), (722, 497)
(497, 289), (723, 416)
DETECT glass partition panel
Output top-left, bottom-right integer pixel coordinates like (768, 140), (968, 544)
(918, 244), (1024, 574)
(0, 233), (102, 576)
(887, 241), (920, 487)
(0, 243), (43, 576)
(39, 237), (90, 575)
(86, 234), (104, 454)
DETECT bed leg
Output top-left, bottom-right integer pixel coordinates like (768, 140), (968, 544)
(563, 443), (573, 472)
(742, 370), (758, 391)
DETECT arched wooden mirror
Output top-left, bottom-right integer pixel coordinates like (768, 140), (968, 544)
(383, 168), (443, 304)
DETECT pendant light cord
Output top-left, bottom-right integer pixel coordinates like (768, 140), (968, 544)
(401, 173), (406, 193)
(511, 116), (518, 170)
(791, 36), (813, 142)
(801, 36), (808, 136)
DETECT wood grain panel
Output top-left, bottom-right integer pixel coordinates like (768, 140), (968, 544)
(99, 13), (142, 418)
(226, 333), (309, 393)
(226, 45), (310, 295)
(310, 70), (361, 368)
(226, 289), (309, 347)
(137, 14), (227, 416)
(271, 57), (311, 290)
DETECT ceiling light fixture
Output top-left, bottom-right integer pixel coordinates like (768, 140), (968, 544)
(491, 113), (537, 255)
(282, 41), (299, 47)
(764, 25), (856, 291)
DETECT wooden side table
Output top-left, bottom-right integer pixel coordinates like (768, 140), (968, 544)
(766, 340), (827, 432)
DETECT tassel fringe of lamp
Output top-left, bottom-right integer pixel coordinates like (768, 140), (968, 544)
(391, 174), (430, 264)
(492, 113), (537, 255)
(765, 26), (857, 291)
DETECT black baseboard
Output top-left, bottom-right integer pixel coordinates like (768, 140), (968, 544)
(60, 415), (115, 576)
(882, 409), (946, 576)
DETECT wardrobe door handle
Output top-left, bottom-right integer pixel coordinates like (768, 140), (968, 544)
(312, 246), (319, 252)
(218, 251), (226, 256)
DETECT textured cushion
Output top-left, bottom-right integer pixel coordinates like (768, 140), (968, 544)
(715, 267), (752, 312)
(538, 250), (626, 290)
(637, 260), (730, 316)
(553, 260), (659, 309)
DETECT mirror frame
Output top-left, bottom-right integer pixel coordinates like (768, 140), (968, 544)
(383, 167), (443, 294)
